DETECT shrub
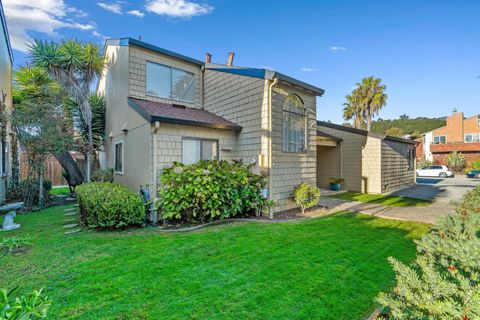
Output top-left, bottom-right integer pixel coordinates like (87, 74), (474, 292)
(0, 287), (51, 319)
(91, 168), (114, 183)
(377, 186), (480, 319)
(6, 179), (52, 206)
(416, 159), (432, 169)
(447, 151), (466, 173)
(293, 183), (321, 214)
(158, 160), (269, 222)
(76, 182), (145, 228)
(466, 160), (480, 172)
(0, 236), (32, 254)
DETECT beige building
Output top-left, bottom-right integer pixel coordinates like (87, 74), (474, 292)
(98, 38), (323, 213)
(317, 121), (417, 194)
(0, 1), (13, 203)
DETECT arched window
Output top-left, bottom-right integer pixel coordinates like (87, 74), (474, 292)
(282, 94), (306, 152)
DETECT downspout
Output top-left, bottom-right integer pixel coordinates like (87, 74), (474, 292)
(152, 121), (160, 223)
(268, 78), (278, 219)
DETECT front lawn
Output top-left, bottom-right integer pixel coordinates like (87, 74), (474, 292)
(49, 186), (70, 195)
(332, 192), (431, 207)
(1, 206), (429, 319)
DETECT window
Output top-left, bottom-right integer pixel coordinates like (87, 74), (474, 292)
(0, 140), (3, 176)
(146, 62), (195, 103)
(433, 136), (446, 144)
(465, 133), (480, 143)
(408, 149), (415, 170)
(114, 141), (123, 174)
(282, 94), (306, 153)
(182, 138), (218, 165)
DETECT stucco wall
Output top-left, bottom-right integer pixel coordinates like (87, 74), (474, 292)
(0, 11), (12, 203)
(381, 140), (416, 193)
(271, 83), (317, 211)
(316, 145), (341, 189)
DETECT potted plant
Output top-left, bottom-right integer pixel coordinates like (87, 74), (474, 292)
(327, 177), (344, 191)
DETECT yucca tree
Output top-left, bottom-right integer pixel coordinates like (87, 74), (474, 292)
(29, 39), (104, 182)
(343, 76), (387, 131)
(74, 93), (106, 154)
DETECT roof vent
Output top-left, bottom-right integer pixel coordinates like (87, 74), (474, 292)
(172, 104), (186, 109)
(227, 52), (235, 66)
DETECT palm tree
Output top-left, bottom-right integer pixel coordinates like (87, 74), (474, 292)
(29, 39), (104, 182)
(343, 76), (387, 131)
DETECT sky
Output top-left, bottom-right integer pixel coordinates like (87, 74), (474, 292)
(3, 0), (480, 124)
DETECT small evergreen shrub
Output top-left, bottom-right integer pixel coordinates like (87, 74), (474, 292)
(447, 151), (466, 173)
(91, 168), (114, 183)
(158, 160), (269, 222)
(377, 186), (480, 319)
(0, 287), (51, 319)
(293, 183), (321, 214)
(76, 182), (145, 228)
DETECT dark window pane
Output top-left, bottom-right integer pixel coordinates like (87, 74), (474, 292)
(115, 143), (123, 173)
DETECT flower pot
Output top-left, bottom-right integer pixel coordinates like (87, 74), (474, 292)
(330, 183), (341, 191)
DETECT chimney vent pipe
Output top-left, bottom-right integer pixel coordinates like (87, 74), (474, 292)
(227, 52), (235, 66)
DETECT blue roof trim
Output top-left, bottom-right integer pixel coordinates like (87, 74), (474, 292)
(121, 38), (204, 66)
(208, 67), (266, 79)
(0, 0), (13, 63)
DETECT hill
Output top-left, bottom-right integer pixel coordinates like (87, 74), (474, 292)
(371, 115), (446, 137)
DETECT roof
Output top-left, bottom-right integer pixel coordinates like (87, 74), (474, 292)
(317, 130), (343, 142)
(206, 65), (325, 96)
(128, 97), (242, 131)
(0, 0), (13, 63)
(317, 121), (418, 145)
(107, 38), (204, 66)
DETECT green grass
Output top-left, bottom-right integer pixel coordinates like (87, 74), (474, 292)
(49, 186), (70, 195)
(0, 206), (429, 319)
(332, 192), (431, 207)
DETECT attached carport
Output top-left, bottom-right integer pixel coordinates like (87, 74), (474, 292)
(316, 130), (342, 189)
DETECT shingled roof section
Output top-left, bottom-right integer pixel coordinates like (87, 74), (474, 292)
(128, 97), (242, 131)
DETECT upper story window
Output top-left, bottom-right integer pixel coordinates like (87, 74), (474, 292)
(465, 133), (480, 143)
(146, 62), (195, 103)
(433, 135), (446, 144)
(282, 94), (306, 153)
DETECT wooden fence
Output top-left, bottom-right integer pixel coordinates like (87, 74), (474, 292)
(20, 152), (99, 186)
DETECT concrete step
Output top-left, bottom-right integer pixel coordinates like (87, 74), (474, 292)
(63, 223), (79, 229)
(64, 212), (78, 216)
(64, 228), (82, 235)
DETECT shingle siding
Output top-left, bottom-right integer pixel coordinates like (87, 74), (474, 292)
(381, 140), (416, 193)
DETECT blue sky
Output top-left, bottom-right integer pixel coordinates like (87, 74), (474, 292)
(4, 0), (480, 123)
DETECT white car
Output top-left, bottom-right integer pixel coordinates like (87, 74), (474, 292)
(416, 165), (454, 178)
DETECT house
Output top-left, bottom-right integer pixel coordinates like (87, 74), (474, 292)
(98, 38), (323, 213)
(417, 112), (480, 166)
(0, 0), (13, 203)
(316, 121), (417, 194)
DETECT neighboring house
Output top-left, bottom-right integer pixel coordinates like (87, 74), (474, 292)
(317, 121), (417, 194)
(98, 38), (323, 212)
(417, 112), (480, 166)
(0, 0), (13, 203)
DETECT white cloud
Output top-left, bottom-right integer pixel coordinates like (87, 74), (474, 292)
(330, 46), (346, 53)
(127, 10), (145, 18)
(3, 0), (96, 52)
(97, 2), (123, 14)
(146, 0), (213, 18)
(301, 67), (316, 72)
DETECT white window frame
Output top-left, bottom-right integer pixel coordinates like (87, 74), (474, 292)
(433, 135), (447, 144)
(146, 61), (195, 104)
(114, 141), (124, 175)
(465, 133), (480, 143)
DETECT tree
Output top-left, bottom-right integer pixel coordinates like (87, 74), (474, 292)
(29, 39), (104, 182)
(343, 76), (387, 131)
(447, 151), (466, 173)
(385, 127), (405, 137)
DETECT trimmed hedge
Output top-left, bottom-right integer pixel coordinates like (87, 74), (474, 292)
(158, 160), (269, 222)
(76, 182), (145, 228)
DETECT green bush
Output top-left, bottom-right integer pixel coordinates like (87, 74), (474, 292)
(293, 183), (321, 214)
(416, 159), (432, 169)
(0, 236), (32, 254)
(158, 160), (269, 222)
(6, 179), (52, 206)
(0, 287), (51, 319)
(447, 151), (466, 173)
(466, 160), (480, 172)
(377, 186), (480, 319)
(76, 182), (145, 228)
(91, 168), (114, 183)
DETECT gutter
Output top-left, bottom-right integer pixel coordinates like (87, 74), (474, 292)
(268, 77), (278, 219)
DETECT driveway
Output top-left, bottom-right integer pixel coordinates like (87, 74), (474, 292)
(320, 175), (480, 224)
